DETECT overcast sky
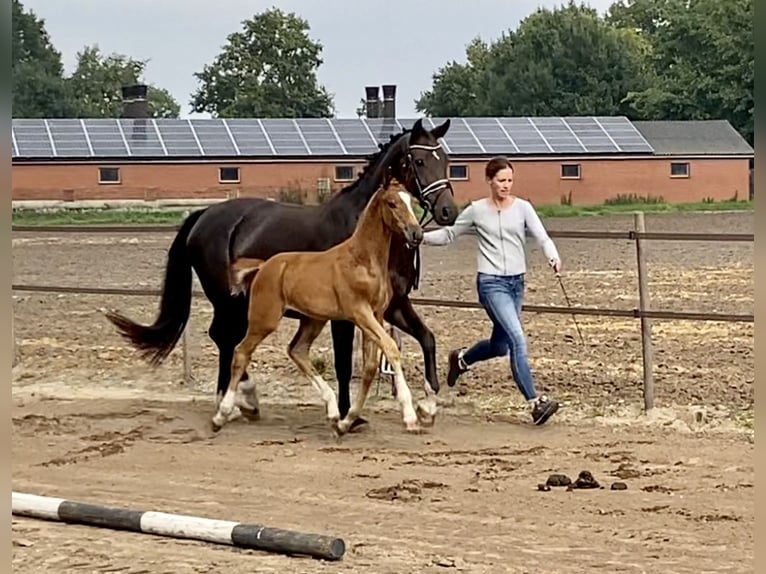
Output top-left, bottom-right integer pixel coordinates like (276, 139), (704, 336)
(24, 0), (615, 118)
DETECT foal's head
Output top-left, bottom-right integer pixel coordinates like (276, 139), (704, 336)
(376, 181), (424, 250)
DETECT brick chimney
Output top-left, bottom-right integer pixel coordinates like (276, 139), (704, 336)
(121, 84), (149, 118)
(365, 86), (380, 119)
(381, 84), (396, 118)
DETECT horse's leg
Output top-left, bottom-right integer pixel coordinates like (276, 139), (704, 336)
(211, 302), (279, 431)
(335, 331), (378, 436)
(209, 297), (259, 419)
(354, 308), (435, 433)
(287, 318), (340, 427)
(331, 320), (368, 428)
(384, 296), (440, 396)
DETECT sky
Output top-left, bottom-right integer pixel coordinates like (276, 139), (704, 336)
(23, 0), (615, 119)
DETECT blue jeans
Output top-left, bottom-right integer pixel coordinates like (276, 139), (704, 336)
(462, 272), (538, 401)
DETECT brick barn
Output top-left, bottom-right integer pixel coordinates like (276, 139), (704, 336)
(11, 89), (753, 208)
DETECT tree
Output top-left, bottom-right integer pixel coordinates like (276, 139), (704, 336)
(416, 38), (491, 116)
(190, 8), (334, 118)
(12, 0), (74, 117)
(608, 0), (754, 144)
(66, 45), (180, 118)
(416, 2), (651, 118)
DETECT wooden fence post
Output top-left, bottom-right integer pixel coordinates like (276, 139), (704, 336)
(633, 211), (654, 411)
(181, 328), (192, 385)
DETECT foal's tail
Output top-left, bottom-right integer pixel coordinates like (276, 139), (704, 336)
(104, 209), (205, 366)
(229, 257), (266, 296)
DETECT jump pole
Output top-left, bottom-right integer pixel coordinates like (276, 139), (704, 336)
(12, 491), (346, 561)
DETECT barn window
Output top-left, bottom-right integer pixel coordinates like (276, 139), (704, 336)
(219, 167), (240, 183)
(670, 162), (690, 178)
(334, 165), (355, 181)
(449, 164), (468, 180)
(560, 164), (581, 179)
(98, 167), (120, 184)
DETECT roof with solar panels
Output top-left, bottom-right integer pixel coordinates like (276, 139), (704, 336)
(10, 115), (752, 162)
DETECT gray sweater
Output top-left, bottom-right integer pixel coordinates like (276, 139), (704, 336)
(422, 197), (560, 276)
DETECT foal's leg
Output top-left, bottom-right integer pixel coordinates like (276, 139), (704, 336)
(287, 318), (340, 426)
(335, 332), (379, 435)
(211, 305), (281, 431)
(385, 295), (440, 395)
(354, 308), (431, 433)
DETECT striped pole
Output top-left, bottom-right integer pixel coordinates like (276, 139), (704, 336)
(12, 492), (346, 561)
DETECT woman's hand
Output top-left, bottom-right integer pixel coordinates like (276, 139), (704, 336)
(549, 258), (562, 275)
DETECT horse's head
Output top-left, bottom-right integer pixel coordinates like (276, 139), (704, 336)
(377, 179), (424, 250)
(389, 118), (458, 226)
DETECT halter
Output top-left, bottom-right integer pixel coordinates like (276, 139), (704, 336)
(401, 141), (454, 291)
(405, 142), (453, 228)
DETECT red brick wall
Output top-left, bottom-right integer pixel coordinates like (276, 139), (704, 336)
(11, 156), (749, 206)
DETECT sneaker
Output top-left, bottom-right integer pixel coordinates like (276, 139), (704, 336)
(447, 348), (468, 387)
(531, 395), (559, 425)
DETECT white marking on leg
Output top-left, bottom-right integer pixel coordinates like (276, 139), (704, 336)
(212, 389), (237, 427)
(392, 366), (418, 426)
(398, 191), (416, 218)
(235, 380), (259, 412)
(310, 375), (340, 421)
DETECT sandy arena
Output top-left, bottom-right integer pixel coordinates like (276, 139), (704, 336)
(12, 210), (753, 573)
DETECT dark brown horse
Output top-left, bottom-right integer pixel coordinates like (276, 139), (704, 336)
(105, 119), (458, 424)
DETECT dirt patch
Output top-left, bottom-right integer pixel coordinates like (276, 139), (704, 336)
(12, 211), (754, 572)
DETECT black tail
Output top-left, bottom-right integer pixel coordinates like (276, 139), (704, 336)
(105, 209), (205, 365)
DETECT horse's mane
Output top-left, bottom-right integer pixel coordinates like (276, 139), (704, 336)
(334, 126), (411, 197)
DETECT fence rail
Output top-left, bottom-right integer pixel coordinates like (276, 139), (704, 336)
(10, 283), (753, 324)
(11, 224), (755, 242)
(11, 214), (754, 412)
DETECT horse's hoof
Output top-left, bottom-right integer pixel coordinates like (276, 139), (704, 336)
(210, 420), (223, 433)
(240, 407), (261, 421)
(347, 417), (369, 432)
(404, 421), (424, 434)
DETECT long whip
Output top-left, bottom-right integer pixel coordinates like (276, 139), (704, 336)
(554, 272), (585, 346)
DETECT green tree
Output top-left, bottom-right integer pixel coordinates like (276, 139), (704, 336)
(66, 45), (180, 118)
(190, 8), (334, 118)
(417, 2), (651, 118)
(608, 0), (754, 144)
(11, 0), (74, 117)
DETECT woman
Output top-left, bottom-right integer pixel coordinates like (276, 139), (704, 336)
(423, 156), (561, 425)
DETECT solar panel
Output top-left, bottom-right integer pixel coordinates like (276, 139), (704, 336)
(120, 119), (167, 156)
(83, 119), (130, 156)
(155, 119), (202, 156)
(46, 119), (92, 157)
(530, 117), (586, 154)
(363, 117), (404, 145)
(13, 119), (56, 157)
(462, 118), (518, 154)
(10, 116), (655, 159)
(260, 119), (310, 155)
(563, 117), (619, 153)
(294, 118), (345, 155)
(188, 119), (237, 156)
(329, 118), (377, 155)
(595, 117), (654, 153)
(224, 119), (275, 156)
(497, 118), (552, 154)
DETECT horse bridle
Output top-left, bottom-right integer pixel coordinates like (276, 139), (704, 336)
(405, 142), (453, 228)
(399, 141), (454, 290)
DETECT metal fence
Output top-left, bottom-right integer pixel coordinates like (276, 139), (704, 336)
(11, 214), (754, 411)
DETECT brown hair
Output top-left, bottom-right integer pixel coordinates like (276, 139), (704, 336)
(485, 156), (514, 180)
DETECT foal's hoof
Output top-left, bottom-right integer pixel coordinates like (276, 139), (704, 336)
(416, 404), (437, 428)
(404, 421), (425, 434)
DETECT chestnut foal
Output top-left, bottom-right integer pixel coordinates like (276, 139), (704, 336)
(211, 180), (438, 436)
